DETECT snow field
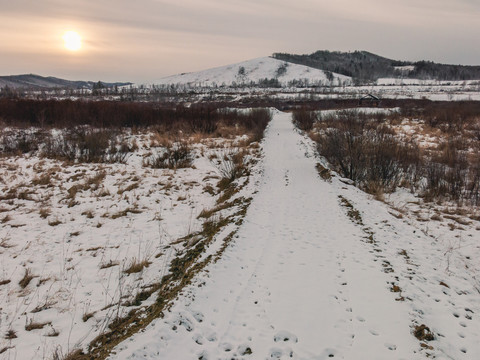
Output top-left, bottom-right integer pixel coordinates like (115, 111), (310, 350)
(0, 132), (262, 359)
(111, 111), (480, 360)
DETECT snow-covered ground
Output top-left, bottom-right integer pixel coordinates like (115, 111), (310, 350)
(0, 132), (262, 359)
(109, 112), (480, 359)
(154, 57), (351, 87)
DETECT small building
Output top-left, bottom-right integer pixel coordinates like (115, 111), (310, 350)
(359, 94), (380, 107)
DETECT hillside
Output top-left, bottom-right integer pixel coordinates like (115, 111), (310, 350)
(155, 57), (352, 88)
(0, 74), (130, 90)
(273, 50), (480, 82)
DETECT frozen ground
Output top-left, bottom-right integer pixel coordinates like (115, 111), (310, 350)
(0, 132), (262, 359)
(109, 112), (480, 359)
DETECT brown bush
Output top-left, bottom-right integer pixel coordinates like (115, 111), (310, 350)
(292, 108), (317, 131)
(316, 110), (420, 193)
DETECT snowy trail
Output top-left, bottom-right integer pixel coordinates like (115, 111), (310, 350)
(110, 111), (476, 359)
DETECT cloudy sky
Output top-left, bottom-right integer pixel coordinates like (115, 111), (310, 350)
(1, 0), (479, 83)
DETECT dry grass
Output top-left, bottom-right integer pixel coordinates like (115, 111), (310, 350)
(31, 174), (52, 186)
(0, 346), (13, 355)
(315, 163), (332, 181)
(25, 320), (51, 331)
(4, 329), (17, 339)
(0, 236), (13, 249)
(39, 207), (51, 219)
(48, 218), (62, 226)
(19, 268), (35, 289)
(124, 258), (151, 274)
(85, 171), (106, 188)
(430, 213), (443, 221)
(197, 203), (230, 219)
(413, 324), (435, 341)
(82, 312), (95, 322)
(111, 207), (142, 219)
(52, 348), (84, 360)
(117, 182), (139, 195)
(99, 260), (119, 269)
(0, 279), (11, 286)
(149, 131), (172, 148)
(203, 185), (216, 195)
(81, 210), (95, 219)
(1, 214), (11, 224)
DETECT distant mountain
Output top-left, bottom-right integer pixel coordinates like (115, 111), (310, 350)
(0, 74), (131, 90)
(273, 50), (480, 82)
(155, 57), (352, 88)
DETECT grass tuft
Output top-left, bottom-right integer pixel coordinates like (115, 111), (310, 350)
(124, 258), (151, 274)
(19, 268), (35, 289)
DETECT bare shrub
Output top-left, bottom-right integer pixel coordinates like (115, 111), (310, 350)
(316, 110), (421, 194)
(292, 108), (317, 132)
(145, 140), (192, 169)
(0, 129), (44, 155)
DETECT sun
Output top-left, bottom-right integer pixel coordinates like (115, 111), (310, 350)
(62, 31), (82, 51)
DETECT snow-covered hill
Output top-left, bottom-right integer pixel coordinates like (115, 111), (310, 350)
(155, 57), (352, 87)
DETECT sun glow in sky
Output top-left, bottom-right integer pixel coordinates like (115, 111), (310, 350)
(62, 31), (82, 51)
(0, 0), (479, 82)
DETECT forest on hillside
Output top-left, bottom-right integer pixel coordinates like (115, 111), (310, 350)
(273, 51), (480, 82)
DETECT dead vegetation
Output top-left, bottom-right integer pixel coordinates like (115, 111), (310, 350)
(4, 329), (17, 339)
(0, 101), (270, 360)
(25, 320), (51, 331)
(63, 156), (257, 360)
(296, 102), (480, 207)
(18, 268), (35, 289)
(99, 260), (119, 269)
(111, 207), (142, 219)
(144, 140), (193, 169)
(413, 324), (435, 342)
(123, 258), (151, 274)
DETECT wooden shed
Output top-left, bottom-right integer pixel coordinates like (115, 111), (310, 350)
(359, 94), (381, 107)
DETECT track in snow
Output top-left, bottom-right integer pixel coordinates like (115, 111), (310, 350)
(110, 111), (477, 360)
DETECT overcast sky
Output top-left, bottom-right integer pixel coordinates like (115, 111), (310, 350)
(1, 0), (479, 83)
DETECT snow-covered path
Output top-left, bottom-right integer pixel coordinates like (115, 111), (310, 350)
(110, 111), (478, 360)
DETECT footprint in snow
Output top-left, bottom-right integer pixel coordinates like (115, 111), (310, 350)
(384, 343), (397, 351)
(220, 342), (233, 352)
(274, 330), (298, 343)
(191, 311), (204, 323)
(193, 333), (204, 345)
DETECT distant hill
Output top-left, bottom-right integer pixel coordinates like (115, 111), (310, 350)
(272, 51), (480, 82)
(155, 57), (352, 88)
(0, 74), (131, 90)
